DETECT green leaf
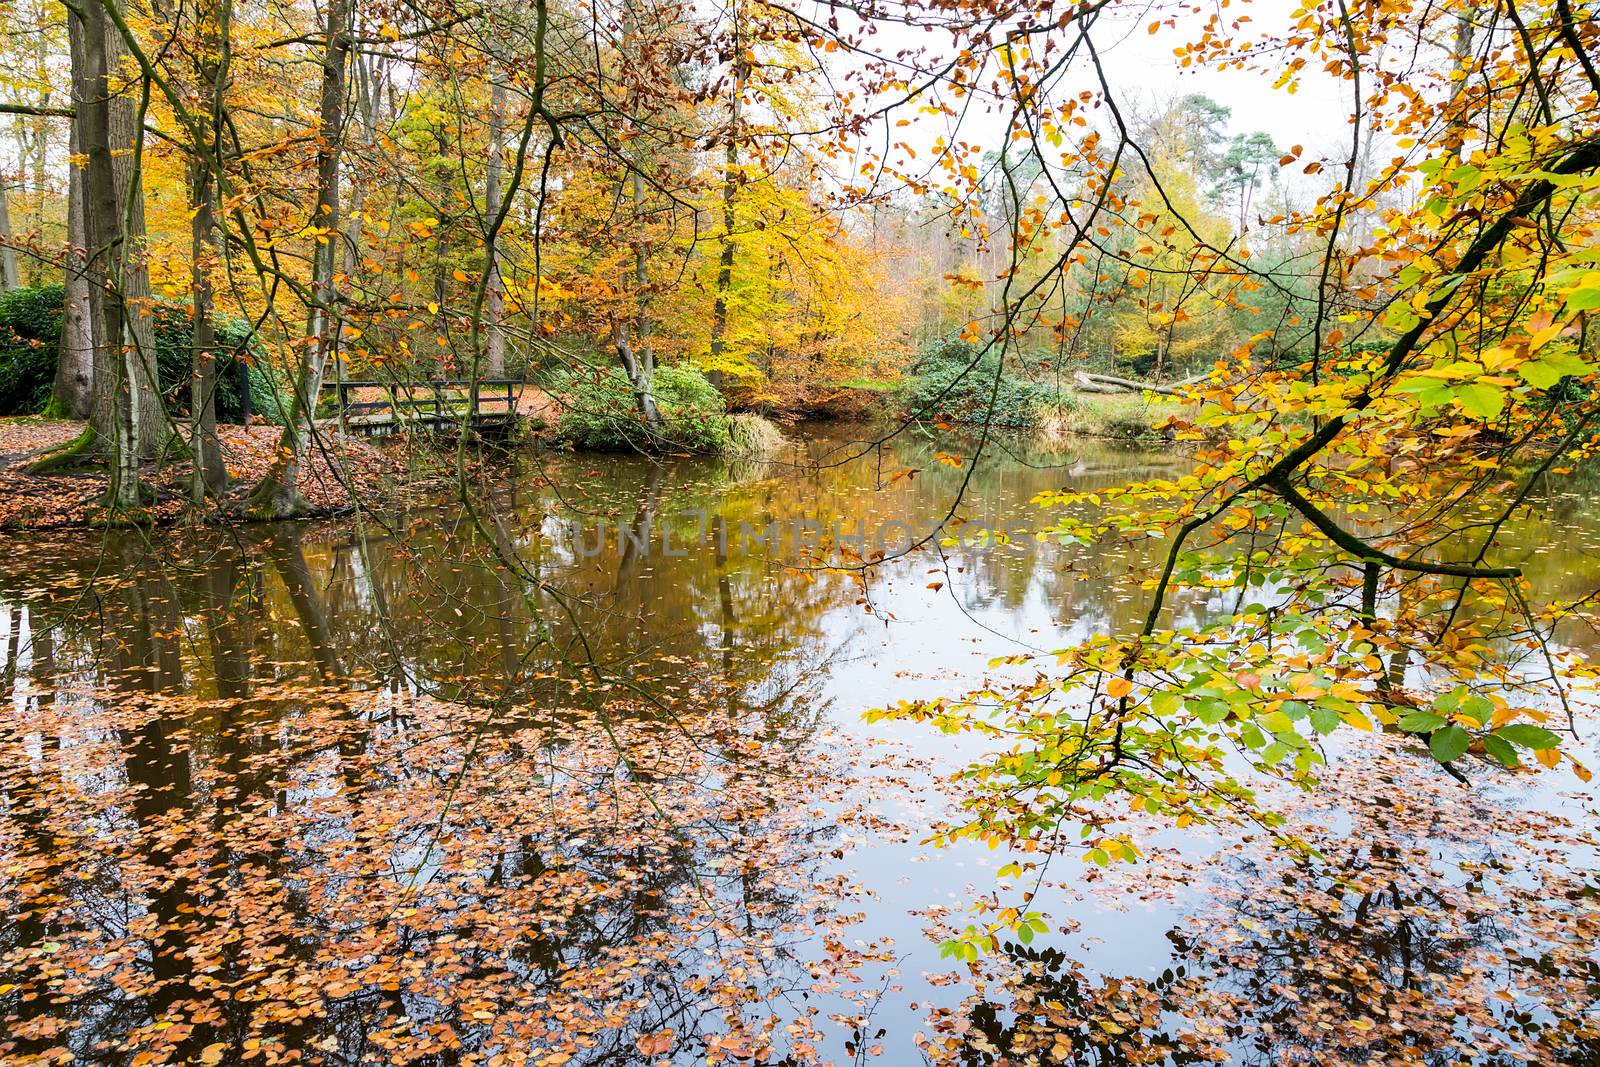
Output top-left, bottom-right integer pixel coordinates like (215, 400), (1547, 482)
(1482, 734), (1520, 768)
(1394, 376), (1452, 410)
(1259, 711), (1296, 734)
(1016, 922), (1034, 945)
(1429, 725), (1472, 764)
(1151, 691), (1183, 716)
(1308, 706), (1340, 735)
(1493, 723), (1561, 750)
(1456, 382), (1505, 420)
(1520, 351), (1594, 389)
(1458, 695), (1494, 727)
(1239, 723), (1266, 750)
(1386, 304), (1423, 331)
(1567, 287), (1600, 312)
(1398, 709), (1447, 733)
(1194, 698), (1229, 725)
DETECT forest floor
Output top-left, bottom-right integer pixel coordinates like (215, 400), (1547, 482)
(0, 416), (395, 529)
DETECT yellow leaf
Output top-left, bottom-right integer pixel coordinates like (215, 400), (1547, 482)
(1341, 708), (1375, 731)
(1106, 676), (1132, 699)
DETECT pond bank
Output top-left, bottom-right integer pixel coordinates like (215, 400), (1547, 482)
(0, 398), (1180, 531)
(0, 418), (395, 529)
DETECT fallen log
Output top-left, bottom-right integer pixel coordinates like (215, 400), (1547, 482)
(1071, 371), (1206, 397)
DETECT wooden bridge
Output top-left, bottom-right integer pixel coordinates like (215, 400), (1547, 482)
(320, 379), (521, 435)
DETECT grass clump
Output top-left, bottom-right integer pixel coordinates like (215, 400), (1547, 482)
(726, 413), (786, 457)
(1035, 394), (1180, 441)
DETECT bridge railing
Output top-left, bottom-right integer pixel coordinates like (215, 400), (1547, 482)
(321, 379), (519, 423)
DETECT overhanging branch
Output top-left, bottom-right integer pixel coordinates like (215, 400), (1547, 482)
(1271, 477), (1521, 580)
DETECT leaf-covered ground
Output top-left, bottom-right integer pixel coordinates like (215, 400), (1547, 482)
(0, 418), (395, 528)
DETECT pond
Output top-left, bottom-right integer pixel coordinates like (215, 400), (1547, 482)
(2, 425), (1598, 1066)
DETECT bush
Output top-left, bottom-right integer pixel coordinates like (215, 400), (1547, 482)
(550, 364), (730, 453)
(895, 335), (1044, 427)
(0, 284), (285, 423)
(147, 302), (284, 424)
(0, 285), (66, 415)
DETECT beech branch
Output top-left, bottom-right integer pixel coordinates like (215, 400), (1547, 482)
(1271, 477), (1521, 580)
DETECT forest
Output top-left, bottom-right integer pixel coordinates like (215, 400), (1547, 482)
(1, 0), (1599, 1063)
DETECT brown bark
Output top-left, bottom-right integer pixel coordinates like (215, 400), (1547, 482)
(189, 164), (225, 498)
(73, 0), (143, 507)
(251, 0), (350, 517)
(484, 78), (507, 379)
(187, 0), (229, 500)
(706, 6), (743, 391)
(50, 40), (95, 419)
(0, 172), (17, 291)
(105, 14), (163, 458)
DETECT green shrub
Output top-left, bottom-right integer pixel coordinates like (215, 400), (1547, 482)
(895, 335), (1044, 427)
(550, 364), (730, 453)
(0, 284), (286, 423)
(146, 302), (283, 424)
(0, 285), (66, 415)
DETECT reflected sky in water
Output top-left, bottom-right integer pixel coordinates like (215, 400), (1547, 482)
(1, 426), (1598, 1065)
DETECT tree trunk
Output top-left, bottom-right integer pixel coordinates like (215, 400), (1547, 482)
(628, 167), (661, 430)
(187, 0), (229, 501)
(1071, 370), (1199, 396)
(345, 46), (378, 270)
(51, 72), (95, 419)
(483, 78), (506, 379)
(26, 4), (51, 287)
(614, 0), (662, 437)
(250, 0), (350, 518)
(706, 6), (743, 392)
(75, 0), (140, 508)
(188, 173), (225, 499)
(105, 16), (163, 458)
(0, 173), (18, 291)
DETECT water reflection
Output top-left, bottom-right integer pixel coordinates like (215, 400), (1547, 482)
(1, 427), (1597, 1065)
(936, 747), (1600, 1067)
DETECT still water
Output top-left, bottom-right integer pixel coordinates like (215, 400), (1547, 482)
(1, 426), (1597, 1066)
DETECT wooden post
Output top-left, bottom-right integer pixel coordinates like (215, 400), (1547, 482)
(238, 357), (252, 425)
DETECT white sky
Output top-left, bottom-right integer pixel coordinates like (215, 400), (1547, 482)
(808, 0), (1363, 203)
